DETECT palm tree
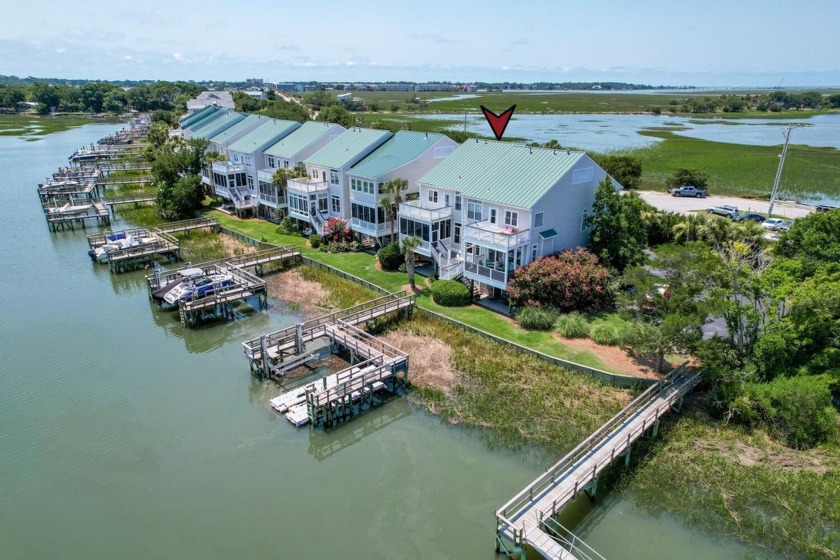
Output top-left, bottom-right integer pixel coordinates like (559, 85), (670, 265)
(379, 195), (394, 243)
(271, 165), (306, 201)
(401, 235), (421, 290)
(381, 178), (408, 244)
(671, 214), (705, 243)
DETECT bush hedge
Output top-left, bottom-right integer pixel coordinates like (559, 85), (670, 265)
(590, 323), (624, 346)
(430, 279), (471, 307)
(555, 312), (590, 338)
(309, 234), (321, 249)
(377, 242), (403, 271)
(516, 306), (559, 331)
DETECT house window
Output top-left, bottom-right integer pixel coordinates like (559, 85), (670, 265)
(331, 196), (341, 214)
(455, 195), (462, 211)
(466, 200), (482, 221)
(267, 156), (275, 169)
(322, 171), (327, 182)
(580, 210), (589, 233)
(232, 153), (240, 163)
(444, 194), (450, 207)
(247, 176), (254, 190)
(283, 160), (290, 168)
(454, 223), (461, 245)
(330, 170), (339, 185)
(428, 190), (438, 203)
(489, 208), (497, 224)
(504, 211), (518, 227)
(534, 212), (544, 228)
(532, 244), (538, 261)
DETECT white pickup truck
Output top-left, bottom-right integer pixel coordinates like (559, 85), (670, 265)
(669, 186), (708, 198)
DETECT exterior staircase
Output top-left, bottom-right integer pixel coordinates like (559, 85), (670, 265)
(431, 240), (464, 280)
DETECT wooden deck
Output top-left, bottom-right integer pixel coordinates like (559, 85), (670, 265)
(44, 201), (110, 231)
(264, 318), (410, 429)
(495, 366), (702, 560)
(242, 291), (415, 379)
(101, 193), (157, 206)
(177, 264), (267, 326)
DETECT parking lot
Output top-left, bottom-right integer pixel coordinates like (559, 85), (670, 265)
(636, 191), (814, 219)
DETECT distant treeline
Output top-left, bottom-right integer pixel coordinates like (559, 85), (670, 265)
(671, 91), (840, 113)
(0, 80), (203, 114)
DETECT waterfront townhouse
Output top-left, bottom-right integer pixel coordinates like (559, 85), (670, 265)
(255, 122), (346, 221)
(178, 105), (221, 131)
(398, 140), (614, 296)
(183, 109), (247, 140)
(214, 119), (301, 216)
(199, 115), (266, 203)
(287, 128), (392, 232)
(346, 131), (457, 248)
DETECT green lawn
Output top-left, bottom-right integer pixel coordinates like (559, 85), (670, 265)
(0, 114), (119, 138)
(210, 211), (621, 373)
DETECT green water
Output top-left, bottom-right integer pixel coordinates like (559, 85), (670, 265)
(0, 125), (773, 559)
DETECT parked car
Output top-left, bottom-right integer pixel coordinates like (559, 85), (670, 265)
(707, 205), (739, 218)
(761, 218), (786, 230)
(733, 212), (765, 223)
(669, 186), (707, 198)
(775, 220), (794, 232)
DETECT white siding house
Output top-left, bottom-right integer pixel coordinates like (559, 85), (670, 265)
(397, 140), (615, 295)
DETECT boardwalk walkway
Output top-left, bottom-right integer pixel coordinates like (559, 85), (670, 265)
(495, 366), (702, 559)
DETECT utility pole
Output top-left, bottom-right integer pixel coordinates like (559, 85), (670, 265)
(767, 123), (803, 217)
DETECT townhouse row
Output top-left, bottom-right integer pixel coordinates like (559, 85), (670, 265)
(177, 106), (617, 297)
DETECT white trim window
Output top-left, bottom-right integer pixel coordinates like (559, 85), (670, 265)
(504, 210), (518, 227)
(232, 153), (240, 163)
(267, 156), (275, 169)
(534, 212), (544, 228)
(580, 210), (589, 233)
(466, 200), (482, 221)
(489, 208), (497, 224)
(331, 195), (341, 214)
(329, 170), (339, 185)
(428, 190), (438, 203)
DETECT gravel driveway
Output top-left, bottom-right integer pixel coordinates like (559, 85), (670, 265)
(636, 191), (814, 219)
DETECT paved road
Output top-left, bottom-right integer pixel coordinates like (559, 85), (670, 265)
(637, 191), (814, 219)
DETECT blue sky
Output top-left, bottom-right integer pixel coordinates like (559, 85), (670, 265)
(2, 0), (839, 86)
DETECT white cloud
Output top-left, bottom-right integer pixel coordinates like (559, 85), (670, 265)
(172, 52), (184, 61)
(123, 54), (132, 60)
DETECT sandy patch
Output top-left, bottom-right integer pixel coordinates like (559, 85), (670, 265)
(265, 269), (333, 316)
(694, 435), (839, 474)
(553, 333), (661, 379)
(219, 234), (257, 258)
(380, 331), (458, 395)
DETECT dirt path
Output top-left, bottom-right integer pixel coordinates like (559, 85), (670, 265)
(553, 333), (661, 379)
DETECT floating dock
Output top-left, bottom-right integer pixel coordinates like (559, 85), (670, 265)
(265, 319), (410, 429)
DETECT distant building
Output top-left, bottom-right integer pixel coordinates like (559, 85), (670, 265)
(186, 91), (235, 114)
(336, 92), (352, 103)
(245, 78), (264, 86)
(242, 89), (266, 101)
(464, 83), (478, 93)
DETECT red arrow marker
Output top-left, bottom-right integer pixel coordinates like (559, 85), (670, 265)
(480, 105), (516, 141)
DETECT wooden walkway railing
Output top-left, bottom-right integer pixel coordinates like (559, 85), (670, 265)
(495, 365), (702, 559)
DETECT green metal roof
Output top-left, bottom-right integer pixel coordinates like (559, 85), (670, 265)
(264, 122), (344, 159)
(180, 106), (217, 128)
(207, 114), (263, 144)
(190, 111), (246, 139)
(305, 128), (392, 169)
(419, 140), (585, 209)
(350, 131), (450, 179)
(539, 228), (558, 239)
(182, 107), (227, 132)
(227, 119), (301, 154)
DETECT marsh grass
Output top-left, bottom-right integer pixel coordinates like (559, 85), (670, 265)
(174, 230), (227, 262)
(554, 312), (590, 338)
(627, 411), (840, 560)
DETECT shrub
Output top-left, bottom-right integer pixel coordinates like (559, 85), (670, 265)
(748, 374), (838, 449)
(429, 280), (471, 307)
(516, 307), (559, 331)
(323, 217), (352, 243)
(590, 323), (624, 346)
(555, 312), (590, 338)
(508, 248), (611, 312)
(276, 216), (299, 235)
(309, 234), (321, 249)
(377, 242), (402, 271)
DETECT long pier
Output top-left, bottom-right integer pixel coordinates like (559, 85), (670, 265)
(495, 365), (702, 560)
(102, 193), (157, 207)
(44, 200), (110, 231)
(243, 291), (416, 380)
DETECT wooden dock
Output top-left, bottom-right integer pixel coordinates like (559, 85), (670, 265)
(156, 216), (219, 235)
(38, 179), (100, 202)
(177, 263), (268, 327)
(242, 291), (416, 380)
(263, 316), (411, 429)
(494, 366), (701, 560)
(102, 193), (157, 207)
(44, 201), (110, 231)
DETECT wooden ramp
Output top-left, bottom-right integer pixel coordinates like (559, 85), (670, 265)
(496, 366), (701, 560)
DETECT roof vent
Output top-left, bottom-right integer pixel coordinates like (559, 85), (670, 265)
(566, 149), (571, 155)
(529, 147), (532, 154)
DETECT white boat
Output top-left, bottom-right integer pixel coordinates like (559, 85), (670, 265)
(152, 268), (204, 305)
(49, 202), (92, 214)
(162, 273), (233, 306)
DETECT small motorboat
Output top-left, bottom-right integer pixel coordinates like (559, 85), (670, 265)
(152, 268), (204, 305)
